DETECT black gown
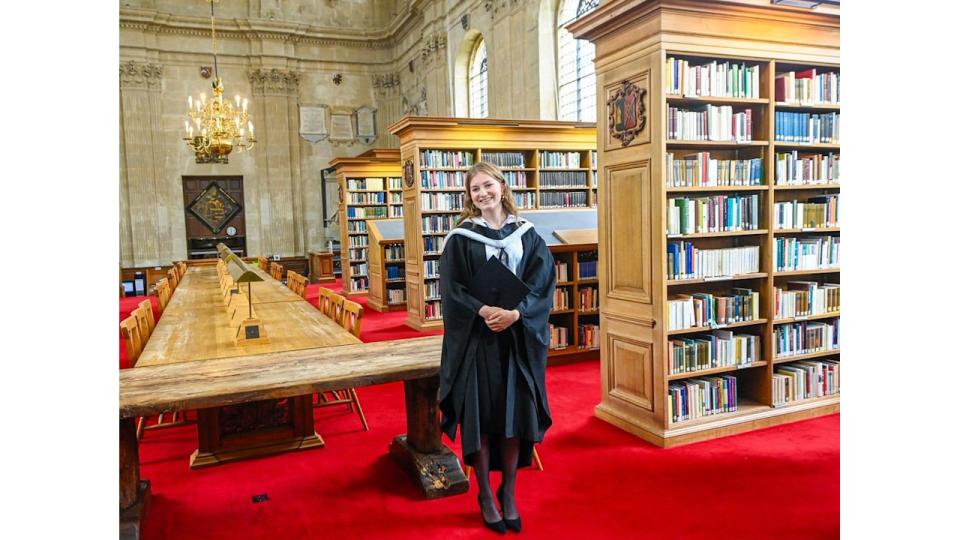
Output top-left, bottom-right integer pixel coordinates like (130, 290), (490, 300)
(438, 220), (556, 470)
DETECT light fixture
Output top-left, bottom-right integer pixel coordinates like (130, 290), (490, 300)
(183, 0), (255, 164)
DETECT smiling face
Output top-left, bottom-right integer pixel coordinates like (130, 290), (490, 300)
(469, 172), (504, 214)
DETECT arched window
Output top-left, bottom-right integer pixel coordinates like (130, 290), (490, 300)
(469, 39), (488, 118)
(557, 0), (598, 121)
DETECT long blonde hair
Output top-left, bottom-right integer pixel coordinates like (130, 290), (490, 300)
(457, 161), (520, 224)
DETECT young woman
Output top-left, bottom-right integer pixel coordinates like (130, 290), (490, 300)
(438, 161), (556, 533)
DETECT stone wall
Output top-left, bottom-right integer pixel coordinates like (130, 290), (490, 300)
(119, 0), (564, 266)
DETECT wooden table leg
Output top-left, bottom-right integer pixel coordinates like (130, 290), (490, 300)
(120, 417), (150, 540)
(389, 376), (469, 499)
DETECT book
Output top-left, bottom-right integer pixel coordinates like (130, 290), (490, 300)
(468, 256), (532, 310)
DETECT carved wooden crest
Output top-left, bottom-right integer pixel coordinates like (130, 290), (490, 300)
(404, 159), (415, 188)
(607, 80), (647, 147)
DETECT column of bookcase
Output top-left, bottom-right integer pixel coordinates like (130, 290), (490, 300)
(343, 179), (384, 296)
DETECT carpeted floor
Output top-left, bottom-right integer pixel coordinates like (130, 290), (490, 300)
(120, 280), (839, 539)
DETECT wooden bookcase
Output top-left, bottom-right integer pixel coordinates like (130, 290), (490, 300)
(569, 0), (839, 447)
(329, 149), (402, 297)
(366, 219), (407, 312)
(388, 117), (597, 331)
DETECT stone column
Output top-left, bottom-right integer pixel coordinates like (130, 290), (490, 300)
(248, 68), (301, 256)
(119, 61), (165, 267)
(420, 32), (451, 116)
(373, 72), (402, 147)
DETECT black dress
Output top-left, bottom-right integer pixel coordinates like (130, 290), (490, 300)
(438, 220), (556, 470)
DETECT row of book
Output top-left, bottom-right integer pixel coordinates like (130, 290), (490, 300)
(347, 236), (369, 247)
(389, 205), (404, 218)
(423, 236), (446, 253)
(666, 243), (760, 281)
(773, 195), (839, 229)
(552, 288), (570, 311)
(387, 288), (407, 304)
(385, 245), (404, 260)
(667, 106), (753, 142)
(668, 288), (760, 330)
(667, 194), (761, 235)
(773, 360), (839, 405)
(421, 150), (474, 169)
(348, 192), (386, 204)
(668, 375), (738, 424)
(540, 171), (589, 188)
(349, 276), (369, 292)
(775, 69), (840, 105)
(580, 286), (599, 311)
(774, 320), (839, 357)
(389, 192), (402, 203)
(388, 177), (403, 190)
(348, 247), (367, 260)
(665, 57), (761, 99)
(555, 261), (570, 282)
(347, 206), (387, 219)
(421, 192), (464, 211)
(385, 265), (404, 280)
(774, 151), (839, 185)
(548, 323), (570, 350)
(346, 177), (387, 191)
(539, 192), (588, 208)
(421, 215), (458, 234)
(541, 151), (583, 168)
(579, 324), (600, 349)
(669, 330), (760, 375)
(665, 152), (764, 188)
(513, 192), (536, 208)
(424, 260), (441, 278)
(424, 280), (441, 299)
(775, 282), (839, 319)
(424, 300), (443, 320)
(483, 152), (526, 168)
(350, 263), (368, 277)
(421, 170), (467, 189)
(503, 171), (529, 188)
(774, 112), (839, 144)
(774, 236), (840, 272)
(347, 221), (367, 232)
(578, 254), (598, 279)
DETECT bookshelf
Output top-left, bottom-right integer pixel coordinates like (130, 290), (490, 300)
(569, 0), (839, 447)
(366, 219), (407, 312)
(329, 149), (403, 297)
(388, 117), (597, 331)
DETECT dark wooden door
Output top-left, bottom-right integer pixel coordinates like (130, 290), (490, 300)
(182, 176), (246, 259)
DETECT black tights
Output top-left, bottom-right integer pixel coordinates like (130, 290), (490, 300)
(475, 435), (521, 521)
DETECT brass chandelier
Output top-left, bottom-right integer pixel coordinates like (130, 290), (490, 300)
(183, 0), (255, 164)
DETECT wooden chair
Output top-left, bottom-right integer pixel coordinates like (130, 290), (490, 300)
(340, 299), (363, 338)
(137, 300), (156, 336)
(330, 293), (346, 325)
(156, 279), (170, 313)
(315, 299), (368, 431)
(167, 268), (179, 289)
(318, 287), (334, 317)
(120, 315), (144, 367)
(133, 304), (153, 345)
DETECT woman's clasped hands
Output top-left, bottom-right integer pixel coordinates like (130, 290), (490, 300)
(479, 305), (520, 333)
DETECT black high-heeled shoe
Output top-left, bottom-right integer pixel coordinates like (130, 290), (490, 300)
(497, 485), (522, 533)
(479, 493), (507, 534)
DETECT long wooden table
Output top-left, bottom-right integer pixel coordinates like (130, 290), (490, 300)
(137, 266), (361, 468)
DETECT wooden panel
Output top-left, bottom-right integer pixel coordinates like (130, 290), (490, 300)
(604, 161), (653, 304)
(182, 176), (246, 258)
(121, 336), (443, 418)
(607, 331), (655, 412)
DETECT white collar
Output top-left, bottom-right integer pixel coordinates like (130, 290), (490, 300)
(442, 217), (532, 250)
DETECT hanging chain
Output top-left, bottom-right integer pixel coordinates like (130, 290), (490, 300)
(210, 0), (219, 81)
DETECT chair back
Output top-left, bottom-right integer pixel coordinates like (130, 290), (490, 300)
(156, 279), (170, 312)
(138, 299), (156, 335)
(120, 315), (144, 366)
(318, 287), (333, 316)
(133, 304), (153, 342)
(167, 268), (179, 289)
(330, 293), (346, 325)
(340, 299), (363, 338)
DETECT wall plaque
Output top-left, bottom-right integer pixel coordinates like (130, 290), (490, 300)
(329, 109), (356, 144)
(299, 105), (329, 143)
(187, 181), (241, 234)
(355, 105), (377, 144)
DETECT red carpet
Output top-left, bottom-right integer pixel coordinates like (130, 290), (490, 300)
(121, 281), (839, 539)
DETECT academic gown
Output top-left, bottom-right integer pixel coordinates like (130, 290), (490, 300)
(437, 220), (556, 470)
